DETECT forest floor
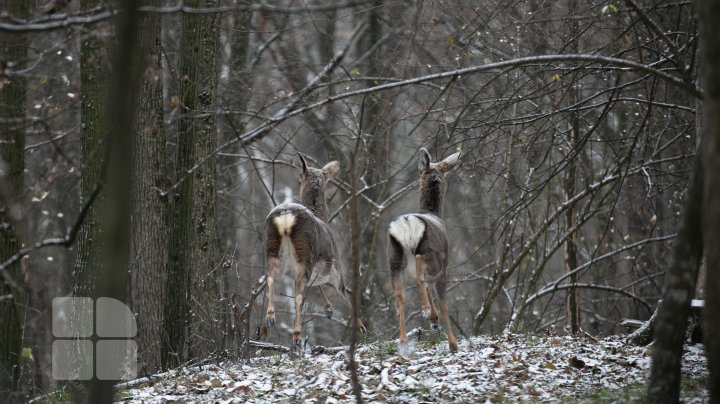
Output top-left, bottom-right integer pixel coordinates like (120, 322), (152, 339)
(113, 332), (708, 403)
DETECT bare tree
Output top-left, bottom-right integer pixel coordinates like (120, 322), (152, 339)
(0, 0), (28, 397)
(164, 0), (221, 367)
(130, 0), (169, 375)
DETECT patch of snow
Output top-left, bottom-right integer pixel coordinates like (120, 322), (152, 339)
(114, 335), (709, 403)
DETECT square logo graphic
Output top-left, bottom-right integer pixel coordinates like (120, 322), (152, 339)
(52, 297), (93, 338)
(96, 340), (138, 380)
(52, 340), (93, 381)
(51, 297), (138, 381)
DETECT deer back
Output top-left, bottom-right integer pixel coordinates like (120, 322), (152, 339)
(265, 154), (342, 284)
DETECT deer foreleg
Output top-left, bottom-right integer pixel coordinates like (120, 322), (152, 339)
(265, 256), (280, 327)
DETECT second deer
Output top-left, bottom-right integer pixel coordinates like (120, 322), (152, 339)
(265, 154), (359, 350)
(388, 147), (461, 353)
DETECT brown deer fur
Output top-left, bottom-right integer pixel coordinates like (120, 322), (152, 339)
(388, 148), (461, 353)
(264, 154), (356, 348)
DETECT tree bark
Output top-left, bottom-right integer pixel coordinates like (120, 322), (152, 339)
(356, 0), (388, 330)
(74, 0), (111, 299)
(646, 126), (704, 402)
(164, 0), (221, 367)
(0, 0), (27, 396)
(698, 0), (720, 400)
(648, 0), (718, 401)
(90, 0), (142, 400)
(565, 0), (581, 335)
(130, 0), (169, 375)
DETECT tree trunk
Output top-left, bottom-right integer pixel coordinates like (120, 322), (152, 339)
(164, 0), (221, 367)
(356, 0), (389, 330)
(648, 0), (718, 401)
(74, 0), (111, 299)
(217, 5), (253, 350)
(130, 1), (169, 375)
(698, 0), (720, 400)
(0, 0), (28, 396)
(349, 138), (362, 403)
(646, 129), (704, 402)
(565, 0), (581, 335)
(89, 0), (142, 400)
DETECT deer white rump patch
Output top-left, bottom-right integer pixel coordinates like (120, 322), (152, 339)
(273, 212), (296, 236)
(389, 214), (426, 252)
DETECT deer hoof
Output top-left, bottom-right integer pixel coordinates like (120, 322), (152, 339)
(324, 305), (333, 319)
(398, 340), (412, 357)
(265, 311), (276, 327)
(292, 339), (303, 356)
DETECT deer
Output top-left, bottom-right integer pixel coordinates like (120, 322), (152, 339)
(264, 153), (360, 350)
(388, 147), (461, 354)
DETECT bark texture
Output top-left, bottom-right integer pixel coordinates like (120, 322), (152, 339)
(164, 0), (221, 367)
(0, 0), (27, 396)
(698, 0), (720, 400)
(130, 1), (169, 375)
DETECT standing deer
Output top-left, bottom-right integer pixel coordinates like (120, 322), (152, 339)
(264, 154), (357, 349)
(388, 147), (461, 353)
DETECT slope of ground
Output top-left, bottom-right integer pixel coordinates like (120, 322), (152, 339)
(114, 334), (708, 403)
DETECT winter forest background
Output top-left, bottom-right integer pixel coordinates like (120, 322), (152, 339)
(1, 0), (719, 402)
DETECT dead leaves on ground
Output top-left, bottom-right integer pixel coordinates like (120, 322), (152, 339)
(116, 335), (708, 403)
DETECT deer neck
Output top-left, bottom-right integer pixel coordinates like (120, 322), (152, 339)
(300, 185), (329, 220)
(419, 180), (444, 217)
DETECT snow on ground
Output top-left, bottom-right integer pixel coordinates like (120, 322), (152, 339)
(116, 334), (708, 403)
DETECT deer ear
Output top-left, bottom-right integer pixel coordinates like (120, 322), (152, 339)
(418, 148), (431, 172)
(437, 152), (461, 173)
(298, 153), (309, 174)
(322, 161), (340, 178)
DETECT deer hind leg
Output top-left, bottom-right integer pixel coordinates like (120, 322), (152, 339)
(434, 277), (458, 353)
(293, 262), (308, 350)
(320, 286), (333, 319)
(415, 254), (438, 327)
(389, 236), (408, 350)
(265, 256), (280, 327)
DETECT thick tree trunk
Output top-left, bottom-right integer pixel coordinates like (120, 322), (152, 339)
(74, 0), (110, 299)
(164, 0), (220, 367)
(217, 5), (253, 350)
(698, 0), (720, 400)
(648, 1), (719, 401)
(130, 1), (169, 375)
(89, 0), (142, 401)
(646, 127), (704, 402)
(356, 0), (389, 330)
(0, 0), (27, 396)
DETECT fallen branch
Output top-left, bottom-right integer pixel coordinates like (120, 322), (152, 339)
(246, 340), (290, 353)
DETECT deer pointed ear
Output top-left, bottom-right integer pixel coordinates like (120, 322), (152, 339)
(298, 153), (309, 174)
(322, 161), (340, 178)
(418, 148), (431, 172)
(437, 152), (461, 173)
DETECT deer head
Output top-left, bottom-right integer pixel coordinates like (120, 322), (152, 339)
(298, 153), (340, 220)
(417, 147), (461, 216)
